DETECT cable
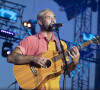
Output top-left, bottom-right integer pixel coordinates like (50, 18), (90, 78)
(7, 80), (17, 90)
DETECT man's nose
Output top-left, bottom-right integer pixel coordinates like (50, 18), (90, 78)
(51, 18), (56, 23)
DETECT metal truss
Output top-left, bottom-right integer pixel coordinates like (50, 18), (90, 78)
(71, 5), (93, 90)
(0, 0), (30, 43)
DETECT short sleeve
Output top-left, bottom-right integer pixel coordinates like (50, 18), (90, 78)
(17, 37), (29, 55)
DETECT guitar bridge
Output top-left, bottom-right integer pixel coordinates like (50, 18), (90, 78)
(30, 65), (37, 76)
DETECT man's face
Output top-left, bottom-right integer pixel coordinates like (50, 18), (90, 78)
(40, 11), (56, 31)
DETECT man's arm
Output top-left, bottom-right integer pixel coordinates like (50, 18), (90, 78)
(7, 47), (48, 66)
(7, 47), (35, 64)
(67, 46), (80, 72)
(67, 62), (77, 72)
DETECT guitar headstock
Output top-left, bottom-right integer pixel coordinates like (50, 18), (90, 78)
(91, 36), (100, 43)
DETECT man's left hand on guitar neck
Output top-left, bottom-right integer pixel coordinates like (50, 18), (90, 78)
(67, 46), (80, 72)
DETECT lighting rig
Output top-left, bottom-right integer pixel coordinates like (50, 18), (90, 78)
(0, 0), (26, 57)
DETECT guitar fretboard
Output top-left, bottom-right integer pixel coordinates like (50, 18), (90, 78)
(51, 40), (93, 62)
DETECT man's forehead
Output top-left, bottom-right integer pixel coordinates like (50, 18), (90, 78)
(44, 11), (55, 16)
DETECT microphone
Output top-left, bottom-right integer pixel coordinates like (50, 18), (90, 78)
(49, 23), (64, 28)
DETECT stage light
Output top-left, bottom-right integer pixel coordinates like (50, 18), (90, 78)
(71, 74), (74, 77)
(0, 8), (17, 21)
(78, 69), (80, 72)
(72, 71), (74, 77)
(23, 20), (37, 28)
(0, 29), (15, 37)
(23, 21), (32, 28)
(23, 21), (28, 27)
(27, 23), (32, 28)
(2, 41), (13, 57)
(83, 32), (95, 41)
(23, 20), (37, 35)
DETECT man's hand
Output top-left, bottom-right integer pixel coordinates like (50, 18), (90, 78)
(68, 46), (80, 65)
(32, 56), (48, 67)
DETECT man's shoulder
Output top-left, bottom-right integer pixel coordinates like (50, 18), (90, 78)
(25, 33), (39, 40)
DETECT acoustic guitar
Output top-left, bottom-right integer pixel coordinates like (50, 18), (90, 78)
(13, 36), (100, 90)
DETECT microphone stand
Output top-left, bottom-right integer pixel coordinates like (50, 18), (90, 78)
(55, 27), (71, 90)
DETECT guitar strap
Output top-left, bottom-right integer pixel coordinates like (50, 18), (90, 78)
(54, 39), (62, 54)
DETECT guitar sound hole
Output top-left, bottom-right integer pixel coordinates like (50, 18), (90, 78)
(45, 60), (51, 68)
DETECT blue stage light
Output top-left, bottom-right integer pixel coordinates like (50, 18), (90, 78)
(0, 8), (17, 21)
(83, 32), (95, 41)
(0, 29), (15, 37)
(78, 69), (80, 72)
(72, 71), (74, 77)
(72, 74), (74, 77)
(2, 42), (13, 57)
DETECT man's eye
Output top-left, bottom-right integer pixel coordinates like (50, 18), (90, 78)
(46, 16), (51, 19)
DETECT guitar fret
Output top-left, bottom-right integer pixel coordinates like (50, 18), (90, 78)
(51, 40), (93, 62)
(52, 51), (68, 62)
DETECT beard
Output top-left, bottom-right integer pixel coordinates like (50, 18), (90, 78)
(41, 24), (55, 32)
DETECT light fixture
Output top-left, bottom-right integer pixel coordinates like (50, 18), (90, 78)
(82, 32), (95, 41)
(2, 41), (13, 57)
(23, 21), (32, 28)
(23, 20), (37, 28)
(0, 8), (17, 21)
(23, 21), (28, 27)
(23, 20), (37, 35)
(27, 23), (32, 28)
(0, 29), (15, 37)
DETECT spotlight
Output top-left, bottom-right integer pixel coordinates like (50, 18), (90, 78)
(23, 20), (37, 28)
(23, 21), (32, 28)
(23, 21), (27, 27)
(23, 20), (37, 35)
(2, 41), (13, 57)
(27, 23), (32, 28)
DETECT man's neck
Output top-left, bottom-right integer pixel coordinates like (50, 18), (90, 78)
(42, 30), (53, 41)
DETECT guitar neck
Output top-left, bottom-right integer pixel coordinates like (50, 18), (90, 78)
(52, 40), (93, 62)
(76, 40), (93, 50)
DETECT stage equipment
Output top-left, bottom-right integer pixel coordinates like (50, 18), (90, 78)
(23, 20), (37, 35)
(0, 0), (27, 43)
(95, 0), (100, 89)
(70, 0), (98, 89)
(0, 8), (17, 21)
(23, 21), (27, 27)
(23, 20), (37, 28)
(0, 29), (15, 37)
(2, 41), (13, 57)
(23, 21), (32, 28)
(80, 50), (94, 58)
(83, 32), (95, 41)
(54, 0), (97, 20)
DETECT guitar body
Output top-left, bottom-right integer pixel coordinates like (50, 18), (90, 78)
(13, 50), (64, 90)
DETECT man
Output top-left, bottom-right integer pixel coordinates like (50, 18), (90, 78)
(7, 9), (80, 90)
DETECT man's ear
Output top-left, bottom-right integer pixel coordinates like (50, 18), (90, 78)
(38, 19), (43, 25)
